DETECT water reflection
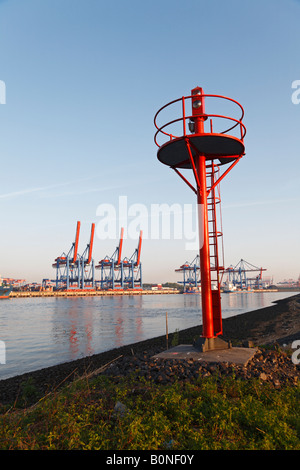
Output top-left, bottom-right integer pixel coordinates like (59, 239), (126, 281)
(52, 298), (96, 359)
(0, 291), (295, 380)
(112, 295), (144, 347)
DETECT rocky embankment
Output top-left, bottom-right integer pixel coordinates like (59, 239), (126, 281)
(103, 347), (299, 389)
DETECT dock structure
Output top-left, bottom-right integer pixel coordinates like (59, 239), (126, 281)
(10, 288), (178, 298)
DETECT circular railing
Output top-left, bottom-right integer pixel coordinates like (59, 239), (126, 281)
(154, 93), (246, 148)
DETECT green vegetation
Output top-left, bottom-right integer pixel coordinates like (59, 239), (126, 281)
(0, 372), (299, 450)
(171, 329), (180, 347)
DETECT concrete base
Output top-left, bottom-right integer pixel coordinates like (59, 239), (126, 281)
(193, 336), (231, 352)
(153, 344), (258, 366)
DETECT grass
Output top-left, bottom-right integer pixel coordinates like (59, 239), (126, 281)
(0, 371), (299, 450)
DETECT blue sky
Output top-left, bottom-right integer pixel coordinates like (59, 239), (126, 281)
(0, 0), (299, 284)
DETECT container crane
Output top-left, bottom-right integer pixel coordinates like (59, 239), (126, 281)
(122, 230), (143, 289)
(175, 255), (200, 292)
(80, 223), (95, 289)
(52, 221), (96, 290)
(95, 228), (125, 289)
(52, 221), (81, 290)
(224, 259), (267, 290)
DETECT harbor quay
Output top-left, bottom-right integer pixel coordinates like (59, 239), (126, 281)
(9, 288), (180, 298)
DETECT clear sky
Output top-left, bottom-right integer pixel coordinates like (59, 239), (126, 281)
(0, 0), (299, 284)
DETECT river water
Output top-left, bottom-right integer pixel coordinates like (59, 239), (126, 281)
(0, 291), (295, 380)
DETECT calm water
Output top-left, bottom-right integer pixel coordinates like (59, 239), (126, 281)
(0, 291), (295, 380)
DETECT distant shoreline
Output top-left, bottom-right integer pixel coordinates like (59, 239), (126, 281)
(9, 288), (179, 298)
(9, 287), (300, 299)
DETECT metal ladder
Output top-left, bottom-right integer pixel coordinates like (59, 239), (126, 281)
(206, 162), (224, 335)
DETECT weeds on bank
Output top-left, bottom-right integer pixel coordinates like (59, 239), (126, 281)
(0, 373), (299, 450)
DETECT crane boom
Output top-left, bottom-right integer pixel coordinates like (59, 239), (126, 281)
(87, 223), (95, 264)
(73, 221), (81, 263)
(117, 227), (124, 265)
(136, 230), (143, 266)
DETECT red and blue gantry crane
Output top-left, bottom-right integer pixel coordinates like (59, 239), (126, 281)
(95, 227), (125, 289)
(175, 255), (200, 292)
(122, 230), (143, 289)
(52, 221), (95, 290)
(80, 223), (95, 289)
(223, 259), (267, 291)
(154, 85), (246, 351)
(95, 229), (143, 290)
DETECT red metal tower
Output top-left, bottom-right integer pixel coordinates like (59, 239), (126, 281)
(154, 86), (246, 351)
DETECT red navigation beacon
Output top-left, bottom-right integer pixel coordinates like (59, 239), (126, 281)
(154, 86), (246, 351)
